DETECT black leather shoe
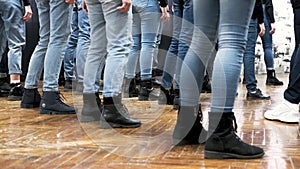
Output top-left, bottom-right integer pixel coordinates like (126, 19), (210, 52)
(8, 84), (24, 101)
(246, 88), (270, 100)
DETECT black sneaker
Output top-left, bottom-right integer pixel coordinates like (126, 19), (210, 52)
(246, 88), (270, 100)
(8, 84), (24, 101)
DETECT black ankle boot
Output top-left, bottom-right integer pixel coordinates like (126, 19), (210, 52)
(172, 105), (207, 146)
(173, 89), (179, 110)
(20, 88), (41, 108)
(204, 112), (264, 159)
(138, 80), (160, 101)
(158, 86), (174, 105)
(40, 91), (75, 114)
(123, 77), (139, 98)
(266, 69), (283, 85)
(80, 93), (102, 122)
(100, 95), (141, 128)
(201, 75), (212, 93)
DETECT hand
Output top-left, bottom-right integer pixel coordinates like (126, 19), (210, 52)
(160, 6), (170, 21)
(82, 0), (88, 13)
(270, 23), (276, 34)
(23, 5), (32, 22)
(65, 0), (75, 4)
(117, 0), (131, 12)
(258, 23), (265, 37)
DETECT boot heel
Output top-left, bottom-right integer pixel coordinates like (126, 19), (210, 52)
(21, 103), (39, 108)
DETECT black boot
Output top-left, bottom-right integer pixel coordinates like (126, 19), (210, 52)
(0, 77), (10, 97)
(100, 95), (141, 128)
(204, 112), (264, 159)
(20, 88), (41, 108)
(266, 69), (283, 85)
(172, 105), (207, 146)
(80, 93), (102, 122)
(158, 86), (174, 105)
(123, 77), (139, 98)
(40, 91), (75, 114)
(138, 80), (160, 101)
(201, 75), (212, 93)
(173, 89), (179, 110)
(64, 79), (73, 92)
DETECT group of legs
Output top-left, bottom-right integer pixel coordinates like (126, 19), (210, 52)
(4, 0), (300, 160)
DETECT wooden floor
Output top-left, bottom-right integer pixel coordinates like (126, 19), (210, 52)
(0, 73), (299, 169)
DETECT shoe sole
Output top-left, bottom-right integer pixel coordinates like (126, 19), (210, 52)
(264, 116), (298, 124)
(7, 95), (22, 101)
(40, 109), (76, 115)
(99, 120), (141, 129)
(204, 150), (264, 159)
(246, 97), (270, 100)
(20, 103), (40, 108)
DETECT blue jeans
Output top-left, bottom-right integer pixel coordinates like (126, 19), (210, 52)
(243, 19), (258, 92)
(180, 0), (254, 113)
(24, 0), (72, 91)
(64, 9), (78, 80)
(161, 0), (193, 89)
(0, 0), (25, 75)
(125, 0), (161, 80)
(84, 0), (131, 97)
(284, 8), (300, 104)
(260, 4), (274, 70)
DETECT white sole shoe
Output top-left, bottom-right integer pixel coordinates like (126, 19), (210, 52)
(264, 100), (299, 124)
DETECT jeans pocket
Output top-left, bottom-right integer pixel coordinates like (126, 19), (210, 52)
(132, 0), (149, 12)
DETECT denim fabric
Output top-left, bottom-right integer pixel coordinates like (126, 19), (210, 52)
(243, 19), (258, 92)
(180, 0), (254, 113)
(284, 8), (300, 104)
(24, 0), (72, 91)
(260, 4), (274, 70)
(64, 9), (79, 80)
(161, 0), (193, 89)
(125, 0), (161, 80)
(0, 0), (25, 75)
(84, 0), (131, 97)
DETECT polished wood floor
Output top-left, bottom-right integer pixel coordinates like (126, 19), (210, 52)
(0, 73), (299, 169)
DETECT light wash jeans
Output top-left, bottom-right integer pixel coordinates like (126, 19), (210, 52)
(0, 0), (25, 75)
(161, 0), (193, 89)
(64, 7), (78, 80)
(125, 0), (161, 81)
(243, 19), (258, 92)
(84, 0), (131, 97)
(24, 0), (72, 91)
(180, 0), (254, 113)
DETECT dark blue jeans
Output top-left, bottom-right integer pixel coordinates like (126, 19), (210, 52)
(284, 8), (300, 104)
(260, 4), (274, 70)
(161, 0), (193, 89)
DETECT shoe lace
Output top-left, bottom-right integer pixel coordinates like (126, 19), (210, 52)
(57, 92), (68, 105)
(230, 114), (242, 141)
(255, 88), (262, 95)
